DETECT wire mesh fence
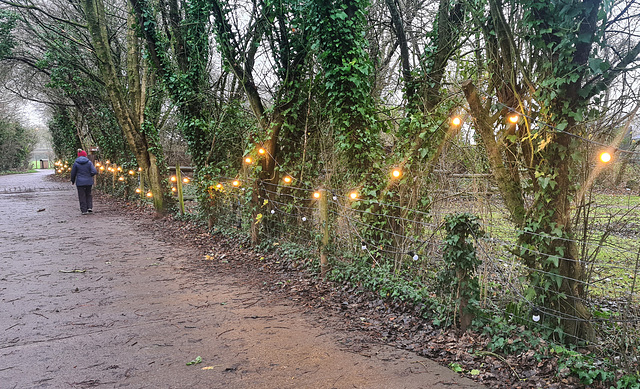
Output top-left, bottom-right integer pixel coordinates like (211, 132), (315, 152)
(194, 174), (639, 370)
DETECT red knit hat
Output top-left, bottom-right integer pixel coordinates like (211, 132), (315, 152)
(78, 150), (87, 157)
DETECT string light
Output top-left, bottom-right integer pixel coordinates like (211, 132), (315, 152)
(232, 180), (240, 187)
(313, 191), (321, 199)
(183, 177), (190, 184)
(532, 308), (541, 322)
(451, 116), (462, 126)
(283, 176), (292, 184)
(170, 176), (177, 182)
(146, 191), (153, 198)
(349, 191), (358, 200)
(392, 168), (402, 179)
(258, 148), (266, 155)
(138, 167), (142, 172)
(128, 170), (135, 175)
(100, 166), (105, 171)
(600, 152), (612, 163)
(118, 176), (124, 181)
(244, 157), (253, 164)
(171, 187), (177, 192)
(508, 114), (519, 124)
(135, 188), (141, 193)
(216, 183), (223, 189)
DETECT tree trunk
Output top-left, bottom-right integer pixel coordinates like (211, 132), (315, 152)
(83, 0), (166, 212)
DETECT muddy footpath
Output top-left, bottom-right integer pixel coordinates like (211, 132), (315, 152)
(0, 170), (485, 389)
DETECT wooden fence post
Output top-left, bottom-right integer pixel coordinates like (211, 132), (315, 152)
(139, 170), (145, 199)
(176, 163), (185, 215)
(319, 189), (329, 276)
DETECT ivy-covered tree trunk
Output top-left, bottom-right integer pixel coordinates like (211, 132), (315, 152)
(462, 0), (639, 343)
(311, 0), (380, 179)
(83, 0), (166, 212)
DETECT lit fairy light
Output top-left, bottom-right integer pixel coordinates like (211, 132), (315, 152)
(392, 168), (402, 179)
(244, 157), (252, 164)
(349, 191), (358, 200)
(258, 148), (266, 155)
(146, 191), (153, 198)
(313, 191), (321, 199)
(508, 114), (519, 124)
(283, 176), (292, 184)
(232, 180), (240, 187)
(451, 116), (462, 126)
(183, 177), (190, 184)
(600, 152), (612, 163)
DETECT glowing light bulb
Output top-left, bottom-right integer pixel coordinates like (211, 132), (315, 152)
(600, 152), (612, 163)
(95, 162), (101, 167)
(128, 170), (135, 175)
(170, 176), (176, 182)
(258, 148), (266, 155)
(100, 166), (105, 171)
(245, 157), (252, 164)
(118, 176), (124, 181)
(313, 192), (321, 199)
(451, 116), (462, 126)
(508, 114), (519, 124)
(232, 180), (240, 187)
(349, 191), (358, 200)
(138, 167), (142, 172)
(171, 187), (176, 192)
(135, 188), (141, 193)
(216, 183), (223, 189)
(146, 191), (153, 198)
(283, 176), (292, 184)
(117, 167), (122, 171)
(392, 169), (402, 178)
(183, 177), (190, 184)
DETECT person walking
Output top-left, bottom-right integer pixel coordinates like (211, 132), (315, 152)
(70, 150), (97, 215)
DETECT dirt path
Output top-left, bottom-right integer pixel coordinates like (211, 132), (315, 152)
(1, 170), (485, 389)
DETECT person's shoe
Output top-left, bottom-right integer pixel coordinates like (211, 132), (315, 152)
(82, 212), (88, 215)
(87, 209), (93, 213)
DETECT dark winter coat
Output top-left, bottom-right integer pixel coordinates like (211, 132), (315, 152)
(70, 156), (97, 186)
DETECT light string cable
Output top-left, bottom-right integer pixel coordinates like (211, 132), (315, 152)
(475, 88), (640, 158)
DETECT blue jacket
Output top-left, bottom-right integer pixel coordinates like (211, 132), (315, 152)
(70, 156), (97, 186)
